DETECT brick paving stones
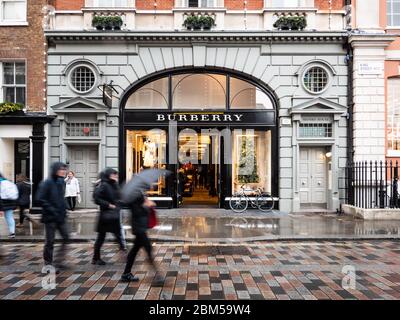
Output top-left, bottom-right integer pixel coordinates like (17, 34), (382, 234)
(1, 240), (400, 300)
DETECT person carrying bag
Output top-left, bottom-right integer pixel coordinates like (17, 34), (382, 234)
(0, 173), (19, 238)
(92, 168), (126, 265)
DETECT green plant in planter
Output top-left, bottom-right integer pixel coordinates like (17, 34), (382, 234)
(199, 15), (215, 30)
(0, 102), (24, 115)
(92, 16), (105, 30)
(112, 16), (123, 30)
(273, 16), (307, 31)
(183, 15), (201, 30)
(103, 16), (114, 30)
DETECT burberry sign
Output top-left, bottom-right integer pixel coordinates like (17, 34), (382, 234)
(156, 113), (243, 122)
(123, 111), (275, 126)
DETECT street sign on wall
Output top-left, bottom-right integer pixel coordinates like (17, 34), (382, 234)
(358, 62), (383, 75)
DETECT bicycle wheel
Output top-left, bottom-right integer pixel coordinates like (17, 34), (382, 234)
(257, 193), (274, 212)
(229, 193), (248, 213)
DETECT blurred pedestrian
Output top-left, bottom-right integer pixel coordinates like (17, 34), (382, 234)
(120, 193), (162, 284)
(36, 162), (70, 270)
(65, 171), (80, 211)
(92, 168), (126, 265)
(15, 174), (33, 227)
(0, 172), (18, 238)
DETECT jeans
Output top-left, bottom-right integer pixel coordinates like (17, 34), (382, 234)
(119, 210), (127, 249)
(43, 221), (69, 265)
(4, 210), (15, 234)
(123, 231), (154, 274)
(93, 231), (124, 260)
(65, 197), (76, 211)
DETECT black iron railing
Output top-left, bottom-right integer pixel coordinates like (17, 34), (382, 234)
(346, 160), (399, 209)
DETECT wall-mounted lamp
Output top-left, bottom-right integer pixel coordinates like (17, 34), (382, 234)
(326, 152), (332, 158)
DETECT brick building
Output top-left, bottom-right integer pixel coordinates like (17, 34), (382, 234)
(0, 0), (55, 210)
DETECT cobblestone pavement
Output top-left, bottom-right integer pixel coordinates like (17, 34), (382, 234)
(1, 241), (400, 300)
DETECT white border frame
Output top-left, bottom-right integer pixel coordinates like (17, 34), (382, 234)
(387, 0), (400, 28)
(68, 64), (98, 95)
(301, 64), (332, 95)
(0, 0), (27, 25)
(0, 60), (27, 105)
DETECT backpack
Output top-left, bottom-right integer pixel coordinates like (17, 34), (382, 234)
(0, 179), (19, 201)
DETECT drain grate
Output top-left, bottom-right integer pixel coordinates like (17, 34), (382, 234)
(188, 246), (250, 255)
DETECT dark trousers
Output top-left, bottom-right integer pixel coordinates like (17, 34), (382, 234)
(43, 222), (69, 265)
(123, 231), (153, 274)
(66, 197), (77, 211)
(19, 205), (29, 224)
(93, 231), (124, 260)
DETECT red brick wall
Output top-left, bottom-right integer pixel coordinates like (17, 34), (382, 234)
(0, 0), (48, 111)
(137, 0), (174, 10)
(49, 0), (347, 11)
(315, 0), (345, 10)
(225, 0), (345, 10)
(54, 0), (84, 10)
(225, 0), (263, 10)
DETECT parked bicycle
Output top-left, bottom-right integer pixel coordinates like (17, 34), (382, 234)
(229, 185), (274, 213)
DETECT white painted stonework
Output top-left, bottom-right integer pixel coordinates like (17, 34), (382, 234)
(343, 204), (400, 220)
(350, 35), (395, 162)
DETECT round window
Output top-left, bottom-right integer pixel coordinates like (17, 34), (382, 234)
(303, 66), (329, 94)
(70, 65), (96, 93)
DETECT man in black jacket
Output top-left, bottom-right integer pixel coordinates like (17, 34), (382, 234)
(36, 162), (69, 269)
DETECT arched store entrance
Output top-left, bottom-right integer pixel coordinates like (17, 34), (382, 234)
(120, 68), (279, 209)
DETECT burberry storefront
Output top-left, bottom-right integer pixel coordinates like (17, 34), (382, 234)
(46, 32), (349, 212)
(120, 69), (278, 208)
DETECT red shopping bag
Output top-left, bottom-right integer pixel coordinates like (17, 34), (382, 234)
(148, 207), (158, 229)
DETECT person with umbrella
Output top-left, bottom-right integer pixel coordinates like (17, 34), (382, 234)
(120, 169), (170, 284)
(92, 168), (126, 265)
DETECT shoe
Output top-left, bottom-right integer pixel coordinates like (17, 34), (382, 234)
(91, 258), (106, 266)
(8, 233), (15, 239)
(55, 263), (69, 271)
(120, 273), (139, 282)
(16, 223), (24, 228)
(119, 246), (127, 252)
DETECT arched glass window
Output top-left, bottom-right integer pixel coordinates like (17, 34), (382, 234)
(124, 72), (274, 110)
(230, 77), (274, 109)
(125, 77), (169, 109)
(172, 73), (226, 110)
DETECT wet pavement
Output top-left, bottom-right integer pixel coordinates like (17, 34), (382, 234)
(1, 240), (400, 300)
(2, 209), (400, 242)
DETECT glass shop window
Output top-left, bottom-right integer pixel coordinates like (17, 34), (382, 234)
(126, 129), (167, 196)
(232, 129), (272, 194)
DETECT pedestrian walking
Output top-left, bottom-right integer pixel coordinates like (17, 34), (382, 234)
(65, 171), (80, 211)
(0, 173), (18, 238)
(120, 193), (163, 283)
(120, 169), (171, 285)
(36, 162), (70, 270)
(92, 168), (126, 265)
(15, 174), (33, 227)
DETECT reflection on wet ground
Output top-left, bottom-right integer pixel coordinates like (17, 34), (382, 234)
(2, 209), (400, 242)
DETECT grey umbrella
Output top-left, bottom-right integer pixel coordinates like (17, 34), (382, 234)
(121, 169), (172, 204)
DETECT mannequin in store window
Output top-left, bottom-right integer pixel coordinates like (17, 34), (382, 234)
(143, 138), (156, 169)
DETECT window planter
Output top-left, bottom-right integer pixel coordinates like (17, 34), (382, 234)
(0, 102), (25, 115)
(92, 16), (123, 31)
(0, 102), (24, 115)
(183, 15), (215, 31)
(273, 16), (307, 31)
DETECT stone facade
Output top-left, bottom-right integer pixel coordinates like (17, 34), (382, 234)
(46, 32), (349, 212)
